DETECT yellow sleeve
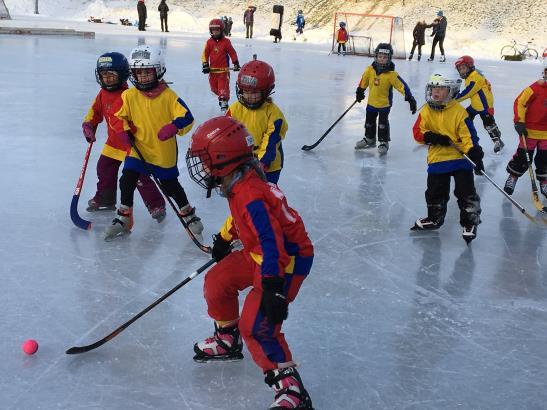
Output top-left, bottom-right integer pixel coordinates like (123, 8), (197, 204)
(456, 73), (484, 102)
(514, 87), (534, 123)
(455, 112), (475, 154)
(358, 67), (371, 89)
(201, 42), (209, 64)
(219, 215), (237, 241)
(115, 91), (132, 132)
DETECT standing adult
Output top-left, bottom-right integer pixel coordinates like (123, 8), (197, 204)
(137, 0), (147, 31)
(244, 5), (256, 39)
(408, 20), (428, 61)
(158, 0), (169, 32)
(428, 10), (447, 62)
(226, 17), (233, 36)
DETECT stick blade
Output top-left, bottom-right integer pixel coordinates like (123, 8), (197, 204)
(301, 145), (313, 151)
(66, 339), (106, 355)
(70, 195), (92, 230)
(531, 193), (547, 214)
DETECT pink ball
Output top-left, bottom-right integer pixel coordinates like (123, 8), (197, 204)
(22, 339), (39, 355)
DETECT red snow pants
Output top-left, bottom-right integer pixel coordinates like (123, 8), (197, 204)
(208, 72), (230, 100)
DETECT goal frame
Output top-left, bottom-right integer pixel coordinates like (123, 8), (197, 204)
(0, 0), (10, 19)
(331, 12), (406, 59)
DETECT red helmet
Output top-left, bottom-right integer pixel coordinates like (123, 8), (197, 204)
(186, 117), (255, 191)
(209, 18), (225, 38)
(236, 60), (275, 109)
(454, 55), (475, 78)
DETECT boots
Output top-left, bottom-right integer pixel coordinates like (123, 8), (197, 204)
(377, 141), (389, 155)
(179, 204), (204, 235)
(265, 367), (314, 409)
(104, 205), (133, 241)
(504, 175), (518, 195)
(355, 136), (376, 149)
(193, 323), (243, 362)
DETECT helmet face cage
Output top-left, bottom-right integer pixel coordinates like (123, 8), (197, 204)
(95, 52), (130, 91)
(186, 148), (217, 191)
(128, 46), (166, 91)
(425, 74), (461, 110)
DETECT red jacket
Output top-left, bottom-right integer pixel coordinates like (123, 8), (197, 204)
(513, 80), (547, 139)
(220, 171), (313, 278)
(336, 27), (348, 43)
(201, 37), (238, 70)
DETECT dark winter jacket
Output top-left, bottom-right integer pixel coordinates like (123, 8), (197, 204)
(431, 16), (447, 37)
(412, 22), (428, 45)
(244, 6), (256, 24)
(138, 1), (147, 20)
(158, 1), (168, 17)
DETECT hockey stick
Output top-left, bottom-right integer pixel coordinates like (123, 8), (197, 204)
(452, 144), (537, 223)
(128, 134), (212, 254)
(519, 134), (547, 213)
(70, 142), (93, 230)
(302, 100), (358, 151)
(66, 258), (216, 354)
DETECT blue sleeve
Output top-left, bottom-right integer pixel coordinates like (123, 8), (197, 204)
(464, 117), (480, 145)
(172, 97), (194, 129)
(456, 81), (476, 100)
(397, 75), (412, 98)
(246, 200), (280, 277)
(260, 118), (283, 167)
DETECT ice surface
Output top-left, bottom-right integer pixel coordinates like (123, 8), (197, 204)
(0, 32), (546, 409)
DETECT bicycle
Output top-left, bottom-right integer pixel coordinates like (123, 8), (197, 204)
(500, 39), (539, 60)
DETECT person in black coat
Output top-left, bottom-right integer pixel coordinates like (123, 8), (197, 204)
(408, 20), (429, 61)
(137, 0), (147, 31)
(428, 10), (447, 62)
(158, 0), (169, 32)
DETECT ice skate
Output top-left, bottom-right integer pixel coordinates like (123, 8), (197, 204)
(417, 54), (422, 61)
(219, 99), (228, 113)
(265, 367), (314, 409)
(411, 217), (440, 231)
(439, 55), (446, 62)
(493, 138), (505, 153)
(462, 224), (477, 244)
(179, 204), (204, 235)
(377, 141), (389, 155)
(503, 175), (518, 195)
(104, 206), (133, 241)
(540, 181), (547, 199)
(355, 137), (376, 150)
(193, 323), (243, 363)
(408, 54), (413, 61)
(86, 198), (116, 212)
(149, 206), (166, 223)
(427, 57), (434, 62)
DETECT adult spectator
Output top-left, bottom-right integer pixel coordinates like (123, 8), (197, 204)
(428, 10), (447, 62)
(158, 0), (169, 32)
(137, 0), (147, 31)
(222, 16), (229, 36)
(226, 17), (233, 36)
(408, 20), (428, 61)
(244, 5), (256, 38)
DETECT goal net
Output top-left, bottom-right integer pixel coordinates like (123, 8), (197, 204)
(331, 12), (406, 59)
(0, 0), (11, 19)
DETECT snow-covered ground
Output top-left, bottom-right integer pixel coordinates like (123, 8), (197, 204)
(1, 17), (547, 409)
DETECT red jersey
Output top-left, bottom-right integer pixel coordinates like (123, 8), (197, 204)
(201, 37), (238, 71)
(220, 171), (313, 278)
(336, 28), (348, 43)
(513, 80), (547, 139)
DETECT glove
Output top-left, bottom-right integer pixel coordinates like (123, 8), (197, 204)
(202, 62), (210, 74)
(514, 122), (527, 137)
(117, 131), (132, 146)
(82, 121), (96, 143)
(158, 123), (178, 141)
(423, 131), (451, 146)
(211, 233), (232, 262)
(232, 61), (241, 71)
(356, 87), (365, 103)
(467, 145), (484, 175)
(260, 277), (288, 324)
(406, 95), (417, 114)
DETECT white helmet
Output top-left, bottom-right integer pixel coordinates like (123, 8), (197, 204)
(425, 73), (462, 110)
(128, 45), (166, 91)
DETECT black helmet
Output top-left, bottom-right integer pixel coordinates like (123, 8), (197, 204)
(95, 52), (130, 91)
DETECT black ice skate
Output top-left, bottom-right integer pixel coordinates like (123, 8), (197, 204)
(86, 198), (116, 212)
(493, 138), (505, 153)
(378, 141), (389, 155)
(462, 225), (477, 244)
(503, 175), (518, 195)
(355, 137), (376, 150)
(265, 367), (314, 409)
(193, 323), (244, 363)
(439, 55), (446, 62)
(411, 217), (440, 231)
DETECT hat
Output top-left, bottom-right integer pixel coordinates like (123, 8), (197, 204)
(437, 10), (444, 16)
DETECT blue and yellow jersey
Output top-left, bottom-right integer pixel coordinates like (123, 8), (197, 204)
(115, 86), (194, 169)
(358, 64), (412, 110)
(226, 100), (288, 172)
(413, 100), (479, 174)
(456, 69), (494, 113)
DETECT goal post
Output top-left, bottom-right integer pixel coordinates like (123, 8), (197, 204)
(0, 0), (11, 19)
(331, 12), (406, 59)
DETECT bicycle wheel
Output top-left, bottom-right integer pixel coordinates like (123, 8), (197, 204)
(525, 48), (538, 60)
(500, 45), (517, 58)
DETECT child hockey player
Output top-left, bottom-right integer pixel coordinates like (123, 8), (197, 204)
(335, 21), (348, 54)
(105, 44), (203, 240)
(455, 55), (504, 153)
(226, 59), (288, 184)
(295, 10), (305, 35)
(186, 116), (314, 409)
(355, 43), (417, 155)
(82, 52), (166, 221)
(202, 18), (240, 112)
(412, 73), (484, 243)
(503, 61), (547, 198)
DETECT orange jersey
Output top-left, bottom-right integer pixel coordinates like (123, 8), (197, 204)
(201, 37), (238, 71)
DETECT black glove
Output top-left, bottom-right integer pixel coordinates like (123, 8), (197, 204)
(232, 61), (240, 71)
(211, 233), (232, 262)
(260, 277), (288, 324)
(202, 62), (210, 74)
(514, 122), (527, 137)
(356, 87), (365, 103)
(467, 145), (484, 175)
(406, 95), (417, 114)
(423, 131), (451, 146)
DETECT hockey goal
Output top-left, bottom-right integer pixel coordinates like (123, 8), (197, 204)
(0, 0), (11, 19)
(331, 12), (406, 59)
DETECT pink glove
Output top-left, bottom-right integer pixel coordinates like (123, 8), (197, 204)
(117, 131), (132, 146)
(82, 122), (96, 143)
(158, 123), (178, 141)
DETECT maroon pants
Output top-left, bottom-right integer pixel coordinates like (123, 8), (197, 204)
(93, 155), (164, 212)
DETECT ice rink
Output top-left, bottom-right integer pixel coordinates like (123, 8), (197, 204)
(1, 32), (546, 409)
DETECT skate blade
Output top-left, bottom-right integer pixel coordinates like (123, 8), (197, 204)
(86, 205), (116, 212)
(462, 236), (475, 245)
(104, 230), (131, 242)
(193, 352), (244, 363)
